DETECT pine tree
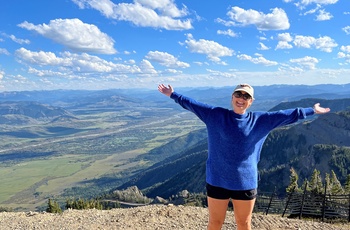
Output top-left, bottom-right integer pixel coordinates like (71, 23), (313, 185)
(324, 173), (332, 195)
(344, 174), (350, 194)
(309, 169), (323, 194)
(286, 167), (299, 193)
(330, 170), (344, 195)
(301, 178), (310, 192)
(46, 199), (62, 213)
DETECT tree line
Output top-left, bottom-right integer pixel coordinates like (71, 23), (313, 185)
(286, 167), (350, 195)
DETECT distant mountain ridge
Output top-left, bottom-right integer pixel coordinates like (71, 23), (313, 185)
(0, 101), (74, 125)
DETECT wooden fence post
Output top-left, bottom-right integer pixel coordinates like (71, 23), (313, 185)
(321, 183), (327, 222)
(299, 182), (308, 219)
(282, 185), (296, 217)
(265, 187), (276, 215)
(348, 194), (350, 223)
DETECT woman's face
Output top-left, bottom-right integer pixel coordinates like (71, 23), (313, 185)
(231, 91), (254, 114)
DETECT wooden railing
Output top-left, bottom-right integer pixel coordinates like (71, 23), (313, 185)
(254, 188), (350, 223)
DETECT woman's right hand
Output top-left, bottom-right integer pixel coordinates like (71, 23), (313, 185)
(158, 84), (174, 97)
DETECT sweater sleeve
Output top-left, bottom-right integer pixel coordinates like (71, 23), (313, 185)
(264, 107), (315, 129)
(170, 92), (214, 122)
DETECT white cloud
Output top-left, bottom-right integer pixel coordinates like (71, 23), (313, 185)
(164, 68), (182, 74)
(316, 9), (333, 21)
(217, 29), (239, 38)
(342, 26), (350, 35)
(72, 0), (120, 17)
(0, 70), (4, 80)
(290, 56), (319, 69)
(258, 42), (270, 50)
(225, 7), (290, 30)
(14, 48), (146, 77)
(206, 69), (237, 78)
(298, 0), (338, 6)
(72, 0), (192, 30)
(276, 33), (293, 50)
(15, 48), (66, 66)
(8, 34), (30, 45)
(277, 33), (293, 42)
(18, 18), (116, 54)
(338, 46), (350, 63)
(145, 51), (190, 68)
(139, 59), (157, 75)
(276, 41), (293, 50)
(0, 48), (10, 55)
(340, 45), (350, 53)
(293, 35), (337, 52)
(237, 54), (278, 66)
(184, 34), (234, 63)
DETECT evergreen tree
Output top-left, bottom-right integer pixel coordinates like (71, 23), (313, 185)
(330, 170), (344, 195)
(344, 174), (350, 194)
(286, 167), (299, 193)
(324, 173), (332, 195)
(46, 199), (62, 214)
(301, 178), (310, 192)
(309, 169), (323, 194)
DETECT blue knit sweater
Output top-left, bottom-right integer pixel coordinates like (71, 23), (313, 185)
(170, 92), (315, 191)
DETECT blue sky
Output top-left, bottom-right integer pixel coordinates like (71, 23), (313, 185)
(0, 0), (350, 91)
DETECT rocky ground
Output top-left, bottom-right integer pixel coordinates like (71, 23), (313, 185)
(0, 204), (349, 230)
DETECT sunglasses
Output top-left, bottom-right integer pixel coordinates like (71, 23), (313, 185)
(233, 91), (252, 100)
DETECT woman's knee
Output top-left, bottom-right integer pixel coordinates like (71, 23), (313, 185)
(235, 217), (250, 226)
(208, 218), (225, 229)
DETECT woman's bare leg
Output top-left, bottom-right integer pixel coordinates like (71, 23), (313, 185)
(207, 197), (230, 230)
(231, 198), (256, 230)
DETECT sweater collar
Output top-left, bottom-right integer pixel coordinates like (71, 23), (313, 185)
(231, 110), (249, 118)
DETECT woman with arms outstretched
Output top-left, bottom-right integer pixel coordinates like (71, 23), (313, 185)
(158, 83), (330, 230)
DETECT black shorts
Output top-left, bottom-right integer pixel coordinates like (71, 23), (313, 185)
(206, 183), (257, 200)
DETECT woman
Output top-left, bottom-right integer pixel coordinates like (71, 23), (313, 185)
(157, 83), (330, 230)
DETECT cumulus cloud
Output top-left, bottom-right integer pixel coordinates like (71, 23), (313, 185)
(337, 45), (350, 63)
(221, 7), (290, 31)
(316, 9), (333, 21)
(342, 26), (350, 35)
(217, 29), (239, 38)
(258, 42), (270, 50)
(145, 51), (190, 68)
(8, 34), (30, 45)
(276, 33), (293, 50)
(184, 34), (234, 63)
(139, 59), (157, 75)
(0, 48), (10, 55)
(290, 56), (319, 70)
(297, 0), (338, 6)
(18, 18), (116, 54)
(72, 0), (192, 30)
(15, 48), (143, 76)
(293, 35), (337, 52)
(237, 54), (278, 66)
(15, 48), (66, 66)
